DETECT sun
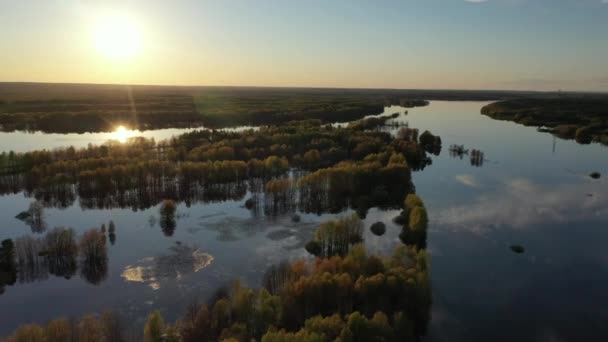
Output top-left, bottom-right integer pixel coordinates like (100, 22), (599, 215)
(93, 12), (142, 61)
(112, 125), (135, 143)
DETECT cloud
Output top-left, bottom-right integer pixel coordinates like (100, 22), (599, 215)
(455, 174), (479, 187)
(465, 0), (488, 2)
(434, 178), (608, 233)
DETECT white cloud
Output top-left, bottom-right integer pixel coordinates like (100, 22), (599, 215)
(434, 178), (608, 232)
(455, 174), (479, 187)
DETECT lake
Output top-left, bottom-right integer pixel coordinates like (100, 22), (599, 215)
(1, 101), (607, 341)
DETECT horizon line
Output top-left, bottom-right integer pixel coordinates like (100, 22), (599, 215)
(3, 80), (608, 95)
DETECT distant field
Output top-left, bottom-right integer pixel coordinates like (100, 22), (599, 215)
(0, 82), (582, 133)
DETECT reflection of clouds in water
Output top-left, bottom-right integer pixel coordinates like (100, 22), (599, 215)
(255, 237), (311, 266)
(255, 222), (318, 264)
(436, 178), (608, 232)
(258, 208), (405, 261)
(204, 216), (265, 241)
(122, 244), (213, 290)
(455, 174), (479, 187)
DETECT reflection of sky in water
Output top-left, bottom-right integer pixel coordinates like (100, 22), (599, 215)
(392, 102), (608, 341)
(0, 125), (260, 153)
(1, 101), (608, 339)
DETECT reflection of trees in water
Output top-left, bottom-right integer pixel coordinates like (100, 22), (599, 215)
(449, 144), (485, 167)
(79, 229), (108, 285)
(15, 235), (49, 283)
(1, 226), (113, 295)
(44, 227), (78, 279)
(29, 183), (76, 209)
(2, 176), (250, 211)
(0, 239), (17, 295)
(449, 144), (467, 159)
(30, 201), (46, 233)
(5, 166), (412, 220)
(159, 200), (177, 237)
(108, 220), (116, 245)
(80, 256), (108, 285)
(470, 149), (485, 167)
(14, 201), (48, 233)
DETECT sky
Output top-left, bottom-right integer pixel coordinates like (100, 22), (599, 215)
(1, 0), (607, 91)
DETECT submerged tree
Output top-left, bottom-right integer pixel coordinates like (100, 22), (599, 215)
(79, 228), (108, 285)
(159, 200), (177, 237)
(306, 214), (364, 258)
(28, 201), (47, 234)
(44, 227), (78, 279)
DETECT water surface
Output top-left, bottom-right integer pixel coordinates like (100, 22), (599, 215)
(1, 101), (607, 341)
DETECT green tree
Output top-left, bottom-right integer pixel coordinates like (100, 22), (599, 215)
(144, 310), (165, 342)
(408, 206), (428, 232)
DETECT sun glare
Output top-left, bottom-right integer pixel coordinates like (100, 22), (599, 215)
(112, 125), (134, 143)
(93, 12), (142, 61)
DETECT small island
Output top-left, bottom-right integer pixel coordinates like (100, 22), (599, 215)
(510, 245), (525, 254)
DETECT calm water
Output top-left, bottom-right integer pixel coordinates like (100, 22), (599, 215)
(1, 101), (607, 341)
(0, 125), (258, 153)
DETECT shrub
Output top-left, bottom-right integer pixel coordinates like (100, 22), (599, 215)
(370, 222), (386, 236)
(144, 311), (165, 342)
(305, 241), (321, 256)
(404, 194), (424, 211)
(408, 206), (428, 232)
(575, 127), (593, 144)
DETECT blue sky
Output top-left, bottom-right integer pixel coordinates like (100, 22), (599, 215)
(1, 0), (607, 91)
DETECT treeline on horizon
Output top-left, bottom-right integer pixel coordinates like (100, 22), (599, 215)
(0, 82), (574, 133)
(0, 118), (441, 214)
(0, 84), (431, 133)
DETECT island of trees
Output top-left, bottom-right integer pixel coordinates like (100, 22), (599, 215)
(0, 115), (436, 215)
(481, 97), (608, 145)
